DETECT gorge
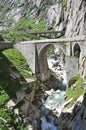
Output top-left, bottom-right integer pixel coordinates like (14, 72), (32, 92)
(0, 0), (86, 130)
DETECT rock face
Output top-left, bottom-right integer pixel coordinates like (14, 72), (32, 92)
(1, 0), (86, 130)
(0, 0), (86, 32)
(47, 3), (64, 31)
(0, 0), (58, 30)
(65, 0), (85, 37)
(47, 0), (86, 36)
(58, 94), (86, 130)
(6, 79), (41, 130)
(0, 0), (86, 37)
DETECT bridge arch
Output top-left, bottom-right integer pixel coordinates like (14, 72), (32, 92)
(38, 43), (54, 57)
(38, 43), (54, 81)
(37, 43), (66, 81)
(73, 43), (81, 58)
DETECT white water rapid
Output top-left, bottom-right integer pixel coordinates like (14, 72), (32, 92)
(41, 51), (68, 130)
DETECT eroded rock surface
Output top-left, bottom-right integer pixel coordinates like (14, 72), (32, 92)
(58, 94), (86, 130)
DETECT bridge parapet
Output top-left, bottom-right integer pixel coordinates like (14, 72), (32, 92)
(20, 36), (85, 44)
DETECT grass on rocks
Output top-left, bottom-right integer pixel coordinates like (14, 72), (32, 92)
(0, 17), (46, 42)
(0, 48), (34, 130)
(65, 74), (86, 108)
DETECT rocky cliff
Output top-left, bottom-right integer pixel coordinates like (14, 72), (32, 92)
(0, 0), (86, 130)
(57, 93), (86, 130)
(0, 0), (86, 36)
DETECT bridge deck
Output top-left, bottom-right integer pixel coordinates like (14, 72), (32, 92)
(0, 36), (85, 45)
(20, 36), (85, 44)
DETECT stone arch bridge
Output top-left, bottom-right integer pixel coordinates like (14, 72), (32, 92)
(0, 36), (85, 81)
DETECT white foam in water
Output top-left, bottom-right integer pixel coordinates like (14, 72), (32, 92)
(41, 53), (67, 130)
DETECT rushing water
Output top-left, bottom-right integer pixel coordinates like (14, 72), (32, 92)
(41, 52), (67, 130)
(41, 90), (66, 130)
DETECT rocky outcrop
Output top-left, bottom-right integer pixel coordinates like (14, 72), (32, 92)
(58, 94), (86, 130)
(0, 0), (58, 30)
(6, 79), (42, 130)
(0, 0), (86, 37)
(47, 3), (64, 31)
(65, 0), (85, 37)
(46, 0), (86, 36)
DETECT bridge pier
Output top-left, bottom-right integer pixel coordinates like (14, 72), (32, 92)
(14, 43), (51, 81)
(14, 43), (36, 74)
(35, 44), (51, 81)
(38, 53), (50, 81)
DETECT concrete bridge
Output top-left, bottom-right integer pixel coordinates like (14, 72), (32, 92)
(0, 36), (85, 81)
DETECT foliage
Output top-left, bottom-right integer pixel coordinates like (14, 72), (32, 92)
(2, 49), (32, 78)
(63, 0), (67, 7)
(0, 109), (28, 130)
(37, 80), (45, 88)
(0, 53), (20, 97)
(65, 74), (86, 108)
(0, 48), (34, 129)
(0, 17), (46, 42)
(0, 108), (11, 121)
(0, 86), (9, 106)
(0, 49), (33, 98)
(46, 45), (54, 57)
(57, 0), (67, 8)
(0, 120), (9, 130)
(15, 17), (46, 32)
(50, 69), (57, 78)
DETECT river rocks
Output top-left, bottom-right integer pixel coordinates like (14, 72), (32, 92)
(6, 100), (16, 108)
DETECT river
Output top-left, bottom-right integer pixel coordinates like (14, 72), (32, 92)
(41, 51), (68, 130)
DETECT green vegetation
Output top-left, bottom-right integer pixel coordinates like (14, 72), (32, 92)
(2, 49), (32, 78)
(37, 80), (45, 88)
(0, 86), (9, 106)
(0, 84), (28, 130)
(46, 45), (54, 57)
(15, 17), (46, 32)
(57, 0), (67, 8)
(0, 108), (28, 130)
(50, 69), (57, 78)
(65, 74), (86, 108)
(0, 119), (9, 130)
(0, 49), (33, 97)
(63, 0), (67, 7)
(0, 17), (46, 42)
(0, 48), (34, 130)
